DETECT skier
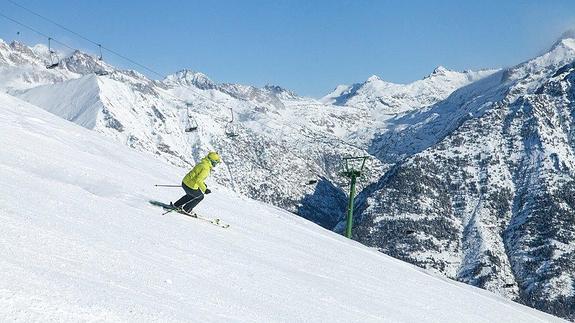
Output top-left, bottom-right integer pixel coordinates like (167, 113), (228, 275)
(171, 151), (221, 215)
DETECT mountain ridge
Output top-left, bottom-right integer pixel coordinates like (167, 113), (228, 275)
(354, 34), (575, 320)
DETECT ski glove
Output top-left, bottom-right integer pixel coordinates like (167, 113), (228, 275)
(205, 188), (212, 194)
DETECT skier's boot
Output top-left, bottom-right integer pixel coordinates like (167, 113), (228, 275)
(170, 202), (182, 211)
(182, 207), (198, 218)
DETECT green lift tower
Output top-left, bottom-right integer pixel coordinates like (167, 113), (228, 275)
(340, 156), (369, 239)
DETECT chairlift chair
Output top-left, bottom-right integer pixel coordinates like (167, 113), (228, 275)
(46, 61), (59, 69)
(185, 119), (198, 132)
(304, 174), (321, 185)
(225, 122), (239, 138)
(225, 107), (240, 138)
(95, 70), (109, 76)
(45, 37), (59, 69)
(184, 103), (198, 132)
(94, 44), (109, 76)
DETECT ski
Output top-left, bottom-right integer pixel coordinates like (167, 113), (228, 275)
(148, 200), (230, 228)
(175, 210), (230, 228)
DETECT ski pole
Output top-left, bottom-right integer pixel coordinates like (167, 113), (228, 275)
(154, 184), (181, 187)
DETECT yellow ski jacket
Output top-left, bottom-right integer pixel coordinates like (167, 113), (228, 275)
(182, 157), (213, 192)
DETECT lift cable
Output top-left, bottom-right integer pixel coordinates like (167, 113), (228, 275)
(0, 12), (75, 52)
(5, 0), (165, 78)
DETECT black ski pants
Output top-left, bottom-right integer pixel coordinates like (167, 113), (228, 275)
(173, 183), (204, 212)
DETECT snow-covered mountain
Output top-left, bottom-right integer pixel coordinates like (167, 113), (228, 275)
(320, 66), (498, 149)
(0, 40), (485, 234)
(321, 66), (497, 113)
(0, 91), (564, 322)
(1, 39), (381, 231)
(2, 33), (574, 320)
(354, 37), (575, 320)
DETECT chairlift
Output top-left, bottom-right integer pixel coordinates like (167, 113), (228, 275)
(94, 44), (109, 76)
(98, 43), (103, 61)
(301, 178), (318, 186)
(184, 103), (198, 132)
(304, 174), (322, 185)
(45, 37), (59, 69)
(95, 70), (109, 76)
(225, 107), (239, 138)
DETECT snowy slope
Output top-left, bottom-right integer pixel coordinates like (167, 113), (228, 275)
(16, 74), (103, 128)
(0, 94), (563, 322)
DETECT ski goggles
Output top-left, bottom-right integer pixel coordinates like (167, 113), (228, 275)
(210, 159), (221, 167)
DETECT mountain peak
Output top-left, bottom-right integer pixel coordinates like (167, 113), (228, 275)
(549, 29), (575, 52)
(263, 84), (297, 96)
(175, 69), (210, 81)
(422, 66), (456, 79)
(8, 40), (37, 57)
(558, 29), (575, 42)
(366, 75), (382, 83)
(432, 65), (450, 75)
(165, 69), (217, 90)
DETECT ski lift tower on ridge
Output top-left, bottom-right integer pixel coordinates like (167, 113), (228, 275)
(340, 156), (369, 239)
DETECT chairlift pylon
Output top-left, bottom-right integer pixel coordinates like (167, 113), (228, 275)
(225, 107), (239, 138)
(45, 37), (59, 69)
(184, 102), (198, 132)
(340, 156), (370, 238)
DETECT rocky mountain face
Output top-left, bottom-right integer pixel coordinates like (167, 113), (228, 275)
(354, 38), (575, 320)
(2, 34), (574, 320)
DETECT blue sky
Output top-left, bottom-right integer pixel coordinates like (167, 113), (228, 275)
(1, 0), (575, 97)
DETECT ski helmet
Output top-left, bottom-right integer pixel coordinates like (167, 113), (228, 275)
(207, 151), (221, 164)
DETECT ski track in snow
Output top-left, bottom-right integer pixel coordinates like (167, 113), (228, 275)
(0, 93), (565, 322)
